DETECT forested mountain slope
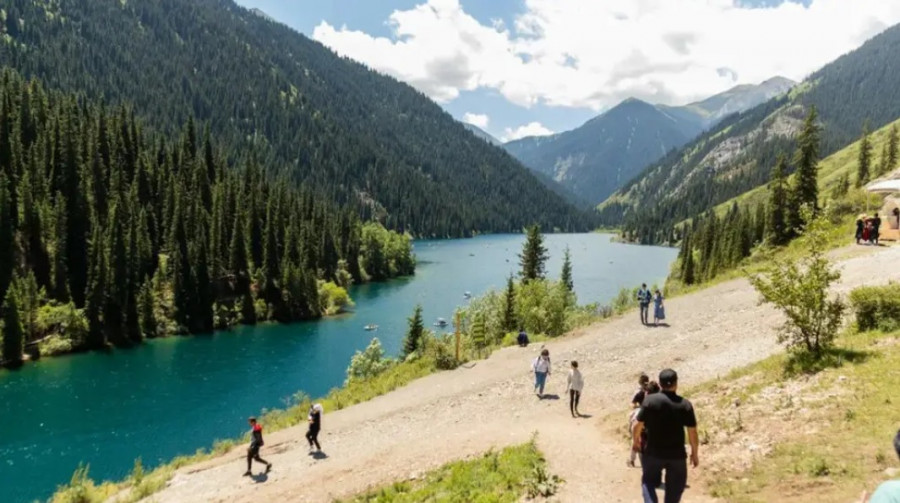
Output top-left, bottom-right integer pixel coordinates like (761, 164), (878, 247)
(600, 23), (900, 243)
(0, 67), (416, 367)
(0, 0), (592, 237)
(504, 78), (794, 205)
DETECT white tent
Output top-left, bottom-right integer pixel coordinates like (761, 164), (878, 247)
(866, 179), (900, 194)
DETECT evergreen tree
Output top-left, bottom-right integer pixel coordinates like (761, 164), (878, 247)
(1, 287), (25, 366)
(402, 304), (424, 358)
(502, 275), (517, 332)
(51, 194), (70, 302)
(682, 234), (696, 285)
(137, 280), (157, 338)
(788, 107), (821, 235)
(856, 121), (872, 186)
(560, 246), (574, 292)
(767, 155), (789, 246)
(0, 173), (13, 305)
(889, 124), (899, 172)
(193, 239), (214, 332)
(519, 225), (548, 281)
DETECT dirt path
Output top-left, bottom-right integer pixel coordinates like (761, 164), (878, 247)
(140, 244), (896, 503)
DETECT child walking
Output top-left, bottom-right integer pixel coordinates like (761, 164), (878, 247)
(566, 361), (584, 417)
(627, 374), (650, 467)
(532, 348), (551, 398)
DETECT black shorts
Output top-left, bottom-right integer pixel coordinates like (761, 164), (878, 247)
(248, 444), (261, 456)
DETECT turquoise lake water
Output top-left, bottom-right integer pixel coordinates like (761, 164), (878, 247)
(0, 233), (677, 502)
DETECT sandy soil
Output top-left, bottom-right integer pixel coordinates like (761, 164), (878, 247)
(137, 243), (897, 503)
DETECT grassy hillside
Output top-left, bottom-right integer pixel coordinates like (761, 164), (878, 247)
(710, 117), (900, 219)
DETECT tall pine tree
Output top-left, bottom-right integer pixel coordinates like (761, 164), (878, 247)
(519, 225), (548, 282)
(788, 107), (821, 235)
(560, 246), (574, 292)
(502, 275), (517, 332)
(767, 155), (790, 246)
(1, 286), (25, 366)
(856, 121), (872, 186)
(402, 304), (424, 358)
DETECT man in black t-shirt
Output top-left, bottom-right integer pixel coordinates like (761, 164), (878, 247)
(632, 369), (698, 503)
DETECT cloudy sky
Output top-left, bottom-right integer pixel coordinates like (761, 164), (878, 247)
(235, 0), (900, 141)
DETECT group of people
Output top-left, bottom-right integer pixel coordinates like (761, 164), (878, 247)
(530, 348), (583, 417)
(243, 403), (324, 477)
(856, 212), (883, 245)
(628, 369), (699, 503)
(637, 283), (666, 326)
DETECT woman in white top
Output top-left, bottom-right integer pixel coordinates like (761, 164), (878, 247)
(567, 361), (584, 417)
(532, 348), (551, 398)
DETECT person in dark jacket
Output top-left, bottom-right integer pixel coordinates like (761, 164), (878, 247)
(306, 404), (323, 453)
(517, 329), (530, 347)
(872, 213), (882, 245)
(244, 417), (272, 476)
(856, 215), (865, 244)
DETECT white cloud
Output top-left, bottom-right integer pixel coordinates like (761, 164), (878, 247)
(502, 121), (554, 142)
(463, 112), (489, 128)
(313, 0), (900, 110)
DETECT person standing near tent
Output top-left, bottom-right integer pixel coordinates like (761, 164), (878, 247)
(243, 417), (272, 476)
(637, 284), (652, 325)
(856, 215), (866, 244)
(872, 213), (882, 245)
(532, 348), (551, 398)
(306, 403), (323, 453)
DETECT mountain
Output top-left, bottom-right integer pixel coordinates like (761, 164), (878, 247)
(0, 0), (592, 238)
(677, 76), (797, 128)
(504, 78), (795, 205)
(505, 98), (703, 204)
(600, 23), (900, 244)
(463, 123), (503, 146)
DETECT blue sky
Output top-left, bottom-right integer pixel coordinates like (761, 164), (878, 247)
(235, 0), (896, 141)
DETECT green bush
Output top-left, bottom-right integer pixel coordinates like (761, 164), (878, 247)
(318, 280), (354, 316)
(345, 338), (395, 385)
(849, 283), (900, 332)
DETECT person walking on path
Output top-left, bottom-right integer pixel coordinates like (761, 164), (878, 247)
(244, 417), (272, 477)
(632, 369), (699, 503)
(637, 284), (652, 325)
(628, 373), (651, 467)
(517, 329), (529, 347)
(873, 213), (882, 245)
(566, 361), (584, 417)
(653, 290), (666, 326)
(306, 403), (323, 453)
(859, 428), (900, 502)
(532, 348), (551, 398)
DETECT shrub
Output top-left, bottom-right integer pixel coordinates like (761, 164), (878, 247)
(748, 209), (846, 357)
(318, 281), (354, 316)
(849, 283), (900, 332)
(345, 338), (395, 385)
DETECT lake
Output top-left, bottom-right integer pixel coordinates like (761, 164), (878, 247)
(0, 233), (676, 502)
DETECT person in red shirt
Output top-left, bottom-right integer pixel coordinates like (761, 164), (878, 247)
(244, 417), (272, 476)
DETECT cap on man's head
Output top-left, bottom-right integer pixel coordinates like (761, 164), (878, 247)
(659, 368), (678, 387)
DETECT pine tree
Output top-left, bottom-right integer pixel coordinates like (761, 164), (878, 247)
(193, 238), (214, 332)
(856, 121), (872, 186)
(682, 234), (696, 285)
(519, 225), (548, 281)
(402, 304), (424, 358)
(502, 275), (517, 332)
(1, 287), (25, 366)
(137, 280), (157, 338)
(888, 124), (899, 172)
(0, 173), (14, 305)
(788, 107), (821, 235)
(560, 246), (574, 292)
(767, 155), (789, 246)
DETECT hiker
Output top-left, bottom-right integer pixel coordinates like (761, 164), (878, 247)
(532, 348), (551, 398)
(653, 289), (665, 326)
(632, 369), (699, 503)
(859, 428), (900, 502)
(872, 213), (882, 245)
(856, 215), (865, 244)
(637, 284), (652, 325)
(244, 417), (272, 476)
(628, 373), (651, 467)
(306, 403), (323, 453)
(517, 329), (529, 347)
(566, 360), (584, 417)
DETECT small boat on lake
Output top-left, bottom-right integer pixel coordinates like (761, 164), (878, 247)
(463, 291), (472, 299)
(364, 324), (378, 331)
(434, 317), (448, 328)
